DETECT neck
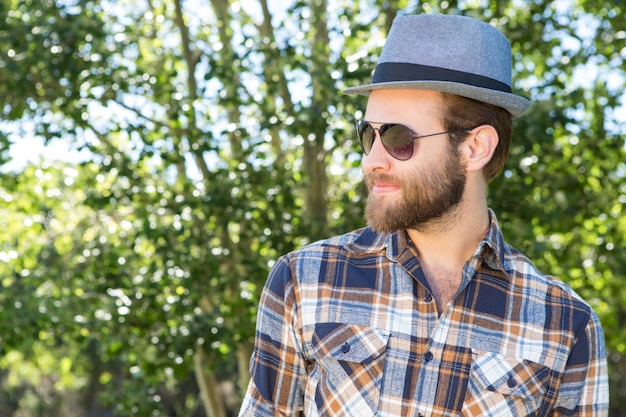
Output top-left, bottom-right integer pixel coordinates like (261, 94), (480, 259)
(406, 190), (489, 268)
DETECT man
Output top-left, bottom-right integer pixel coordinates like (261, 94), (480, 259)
(238, 14), (609, 417)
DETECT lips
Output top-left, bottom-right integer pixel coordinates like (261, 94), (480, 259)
(372, 182), (400, 193)
(366, 174), (401, 194)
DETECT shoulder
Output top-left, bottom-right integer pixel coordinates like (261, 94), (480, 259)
(501, 241), (596, 327)
(267, 227), (393, 286)
(280, 227), (388, 262)
(485, 210), (593, 317)
(503, 242), (582, 297)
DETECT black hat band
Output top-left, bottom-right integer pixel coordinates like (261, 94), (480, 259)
(372, 62), (512, 94)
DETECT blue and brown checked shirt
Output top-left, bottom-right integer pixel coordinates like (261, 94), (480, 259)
(238, 210), (609, 416)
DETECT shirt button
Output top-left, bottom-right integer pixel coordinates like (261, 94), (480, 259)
(341, 343), (351, 353)
(424, 351), (434, 362)
(424, 292), (433, 303)
(507, 376), (517, 388)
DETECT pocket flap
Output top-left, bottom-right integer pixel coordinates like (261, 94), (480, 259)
(312, 323), (390, 364)
(470, 349), (550, 400)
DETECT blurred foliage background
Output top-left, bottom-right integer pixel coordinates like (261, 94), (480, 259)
(0, 0), (624, 416)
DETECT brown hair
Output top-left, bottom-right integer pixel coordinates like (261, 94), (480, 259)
(440, 93), (513, 182)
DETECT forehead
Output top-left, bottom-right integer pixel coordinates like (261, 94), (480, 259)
(364, 89), (444, 124)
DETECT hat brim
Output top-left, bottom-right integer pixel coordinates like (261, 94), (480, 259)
(343, 81), (530, 118)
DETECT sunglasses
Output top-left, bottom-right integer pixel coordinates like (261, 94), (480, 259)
(356, 120), (476, 161)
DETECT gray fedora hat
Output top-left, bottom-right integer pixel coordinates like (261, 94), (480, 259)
(344, 14), (530, 117)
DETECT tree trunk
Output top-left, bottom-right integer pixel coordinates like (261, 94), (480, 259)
(236, 340), (254, 392)
(194, 347), (227, 417)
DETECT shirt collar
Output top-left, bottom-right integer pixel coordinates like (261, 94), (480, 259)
(473, 208), (508, 274)
(344, 227), (408, 262)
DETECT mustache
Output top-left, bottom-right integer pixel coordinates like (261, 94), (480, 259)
(365, 173), (403, 187)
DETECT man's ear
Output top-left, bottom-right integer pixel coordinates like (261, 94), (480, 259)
(461, 125), (499, 173)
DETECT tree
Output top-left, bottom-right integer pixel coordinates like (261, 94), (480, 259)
(0, 0), (624, 415)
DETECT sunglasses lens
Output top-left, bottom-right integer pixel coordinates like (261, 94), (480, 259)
(357, 121), (375, 154)
(357, 121), (415, 160)
(382, 124), (414, 160)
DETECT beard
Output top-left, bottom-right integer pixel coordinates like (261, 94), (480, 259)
(364, 147), (467, 234)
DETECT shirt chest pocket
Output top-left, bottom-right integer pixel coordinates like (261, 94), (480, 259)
(462, 349), (554, 417)
(308, 323), (390, 417)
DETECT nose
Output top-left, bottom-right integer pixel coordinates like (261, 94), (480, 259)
(361, 130), (392, 174)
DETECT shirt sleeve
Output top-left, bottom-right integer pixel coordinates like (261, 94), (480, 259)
(238, 255), (307, 417)
(552, 310), (609, 416)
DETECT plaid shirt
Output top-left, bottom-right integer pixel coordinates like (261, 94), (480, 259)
(239, 210), (609, 416)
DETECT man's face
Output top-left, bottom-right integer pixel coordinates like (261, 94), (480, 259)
(361, 89), (467, 233)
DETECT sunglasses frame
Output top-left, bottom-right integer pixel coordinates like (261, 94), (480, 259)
(356, 120), (477, 161)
